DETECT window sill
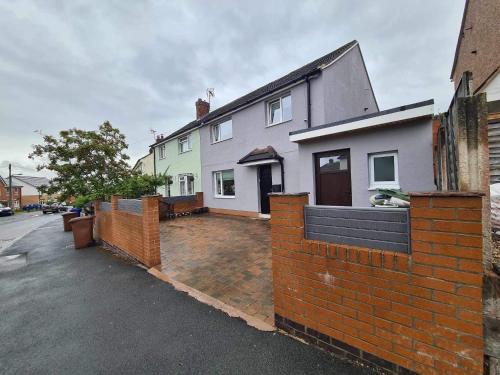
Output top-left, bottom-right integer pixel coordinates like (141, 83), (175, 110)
(212, 137), (233, 145)
(214, 195), (236, 199)
(266, 119), (292, 128)
(179, 149), (192, 154)
(368, 185), (400, 191)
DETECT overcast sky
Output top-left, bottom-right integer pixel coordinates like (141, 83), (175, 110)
(0, 0), (464, 177)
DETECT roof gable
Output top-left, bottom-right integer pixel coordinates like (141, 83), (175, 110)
(152, 40), (358, 147)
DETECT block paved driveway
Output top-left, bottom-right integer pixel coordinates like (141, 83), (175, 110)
(0, 219), (375, 374)
(160, 213), (273, 325)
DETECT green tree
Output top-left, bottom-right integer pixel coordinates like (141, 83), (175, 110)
(30, 121), (131, 200)
(115, 173), (165, 199)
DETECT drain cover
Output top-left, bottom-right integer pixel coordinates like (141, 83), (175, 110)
(0, 253), (28, 272)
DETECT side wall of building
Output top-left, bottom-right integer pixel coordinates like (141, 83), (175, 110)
(452, 0), (500, 91)
(310, 44), (378, 127)
(297, 118), (435, 206)
(155, 129), (202, 197)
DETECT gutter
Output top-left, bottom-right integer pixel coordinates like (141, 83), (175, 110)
(201, 69), (322, 127)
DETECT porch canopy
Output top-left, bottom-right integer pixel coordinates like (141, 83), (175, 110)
(237, 146), (283, 166)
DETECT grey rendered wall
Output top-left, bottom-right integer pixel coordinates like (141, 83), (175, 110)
(297, 118), (435, 207)
(200, 44), (380, 213)
(310, 44), (378, 127)
(200, 83), (307, 213)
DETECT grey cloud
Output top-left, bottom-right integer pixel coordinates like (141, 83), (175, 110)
(0, 0), (464, 176)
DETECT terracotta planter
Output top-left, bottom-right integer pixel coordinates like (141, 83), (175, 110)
(62, 212), (79, 232)
(69, 216), (94, 249)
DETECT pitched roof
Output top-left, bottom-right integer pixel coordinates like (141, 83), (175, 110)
(152, 40), (358, 147)
(12, 175), (50, 188)
(238, 146), (283, 164)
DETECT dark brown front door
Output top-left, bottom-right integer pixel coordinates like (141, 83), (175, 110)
(315, 149), (352, 206)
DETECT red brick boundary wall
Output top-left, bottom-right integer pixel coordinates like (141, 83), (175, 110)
(95, 195), (160, 267)
(270, 192), (484, 374)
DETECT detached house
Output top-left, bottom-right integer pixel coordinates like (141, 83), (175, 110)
(10, 175), (51, 205)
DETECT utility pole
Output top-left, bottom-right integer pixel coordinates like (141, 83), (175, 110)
(8, 163), (12, 209)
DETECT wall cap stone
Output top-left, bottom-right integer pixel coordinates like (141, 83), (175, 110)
(269, 192), (310, 197)
(410, 191), (485, 197)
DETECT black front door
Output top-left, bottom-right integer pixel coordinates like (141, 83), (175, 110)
(259, 164), (273, 214)
(315, 149), (352, 206)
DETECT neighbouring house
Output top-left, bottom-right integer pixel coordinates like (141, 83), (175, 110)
(132, 151), (155, 175)
(198, 40), (379, 216)
(450, 0), (500, 183)
(0, 176), (22, 208)
(10, 175), (51, 205)
(290, 99), (436, 206)
(150, 99), (206, 197)
(451, 0), (500, 103)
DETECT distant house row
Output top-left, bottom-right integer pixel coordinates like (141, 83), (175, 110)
(0, 175), (52, 208)
(133, 40), (436, 217)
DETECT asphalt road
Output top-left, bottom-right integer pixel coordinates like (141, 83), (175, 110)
(0, 220), (374, 375)
(0, 211), (60, 252)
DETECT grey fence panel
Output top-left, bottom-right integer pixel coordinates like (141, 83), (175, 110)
(304, 205), (410, 253)
(100, 202), (111, 212)
(161, 195), (196, 204)
(117, 199), (143, 214)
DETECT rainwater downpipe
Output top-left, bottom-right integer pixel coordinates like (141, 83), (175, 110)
(306, 76), (312, 128)
(279, 158), (285, 193)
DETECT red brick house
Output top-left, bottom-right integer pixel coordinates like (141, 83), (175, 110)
(0, 176), (22, 208)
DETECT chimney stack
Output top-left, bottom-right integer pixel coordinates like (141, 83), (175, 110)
(195, 98), (210, 119)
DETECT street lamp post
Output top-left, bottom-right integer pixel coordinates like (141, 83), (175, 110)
(8, 163), (13, 209)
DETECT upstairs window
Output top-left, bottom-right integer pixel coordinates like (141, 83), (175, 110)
(214, 169), (235, 197)
(369, 152), (399, 189)
(268, 94), (292, 126)
(179, 174), (194, 196)
(159, 144), (166, 159)
(212, 119), (232, 143)
(178, 134), (192, 153)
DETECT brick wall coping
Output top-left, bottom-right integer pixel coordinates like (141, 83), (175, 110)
(268, 192), (310, 197)
(409, 191), (484, 197)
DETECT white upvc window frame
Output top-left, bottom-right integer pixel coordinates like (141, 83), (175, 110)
(159, 144), (166, 159)
(211, 119), (233, 144)
(178, 134), (192, 154)
(368, 151), (400, 190)
(213, 169), (235, 198)
(267, 93), (292, 127)
(179, 174), (194, 196)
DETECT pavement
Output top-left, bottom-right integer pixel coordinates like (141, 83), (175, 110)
(0, 218), (375, 374)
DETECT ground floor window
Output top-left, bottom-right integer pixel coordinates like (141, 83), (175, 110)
(179, 174), (194, 196)
(369, 151), (399, 189)
(214, 169), (235, 197)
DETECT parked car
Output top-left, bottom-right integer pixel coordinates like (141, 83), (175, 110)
(58, 203), (69, 212)
(0, 203), (14, 216)
(42, 203), (60, 214)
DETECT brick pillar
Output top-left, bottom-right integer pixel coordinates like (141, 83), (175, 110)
(141, 195), (161, 267)
(111, 195), (121, 211)
(94, 200), (101, 241)
(269, 192), (309, 320)
(409, 192), (484, 374)
(196, 191), (204, 207)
